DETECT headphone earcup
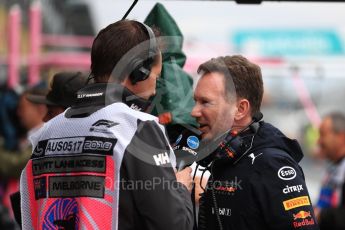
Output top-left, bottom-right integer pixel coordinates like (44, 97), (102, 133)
(129, 65), (150, 84)
(129, 57), (153, 84)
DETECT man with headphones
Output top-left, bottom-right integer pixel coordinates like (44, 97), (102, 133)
(19, 20), (193, 229)
(192, 55), (319, 230)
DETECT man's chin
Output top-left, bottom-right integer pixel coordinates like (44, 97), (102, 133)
(201, 130), (229, 145)
(201, 132), (214, 141)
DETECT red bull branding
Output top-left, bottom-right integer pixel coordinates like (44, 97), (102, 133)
(292, 210), (315, 228)
(293, 210), (311, 220)
(215, 186), (237, 193)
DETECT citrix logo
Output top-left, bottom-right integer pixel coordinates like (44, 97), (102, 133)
(283, 184), (303, 194)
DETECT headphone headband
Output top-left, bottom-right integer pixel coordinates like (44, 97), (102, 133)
(129, 21), (159, 84)
(139, 22), (158, 59)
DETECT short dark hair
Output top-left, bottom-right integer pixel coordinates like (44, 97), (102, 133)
(326, 112), (345, 133)
(197, 55), (263, 116)
(91, 20), (159, 83)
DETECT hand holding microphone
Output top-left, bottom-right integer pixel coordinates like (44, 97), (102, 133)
(176, 167), (193, 193)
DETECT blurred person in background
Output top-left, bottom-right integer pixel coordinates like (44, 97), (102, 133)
(0, 88), (23, 151)
(8, 71), (87, 227)
(314, 112), (345, 230)
(0, 86), (46, 230)
(0, 87), (47, 179)
(1, 72), (87, 179)
(26, 71), (87, 122)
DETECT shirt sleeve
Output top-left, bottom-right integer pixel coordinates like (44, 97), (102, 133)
(250, 149), (319, 230)
(120, 119), (193, 230)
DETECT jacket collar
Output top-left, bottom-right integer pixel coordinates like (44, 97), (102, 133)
(65, 83), (151, 118)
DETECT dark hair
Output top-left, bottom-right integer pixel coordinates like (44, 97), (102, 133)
(91, 20), (159, 83)
(197, 55), (263, 116)
(326, 112), (345, 133)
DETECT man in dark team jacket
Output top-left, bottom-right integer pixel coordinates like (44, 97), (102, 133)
(192, 55), (319, 230)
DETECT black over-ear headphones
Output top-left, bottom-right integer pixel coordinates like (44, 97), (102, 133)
(197, 112), (263, 167)
(129, 21), (159, 85)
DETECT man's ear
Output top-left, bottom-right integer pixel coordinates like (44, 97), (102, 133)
(234, 99), (250, 122)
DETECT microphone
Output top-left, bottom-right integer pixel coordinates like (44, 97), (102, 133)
(252, 111), (263, 122)
(248, 111), (263, 133)
(172, 126), (202, 171)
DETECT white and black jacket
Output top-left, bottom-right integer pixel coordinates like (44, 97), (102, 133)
(19, 83), (193, 230)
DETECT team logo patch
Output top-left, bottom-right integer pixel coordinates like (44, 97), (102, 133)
(43, 198), (79, 229)
(292, 210), (315, 228)
(215, 185), (237, 194)
(293, 210), (311, 220)
(212, 179), (242, 195)
(187, 136), (199, 149)
(248, 152), (263, 165)
(278, 166), (297, 180)
(153, 152), (170, 166)
(283, 196), (310, 210)
(130, 103), (142, 111)
(283, 184), (303, 194)
(90, 119), (119, 134)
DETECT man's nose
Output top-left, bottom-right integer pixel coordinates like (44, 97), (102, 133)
(191, 104), (201, 118)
